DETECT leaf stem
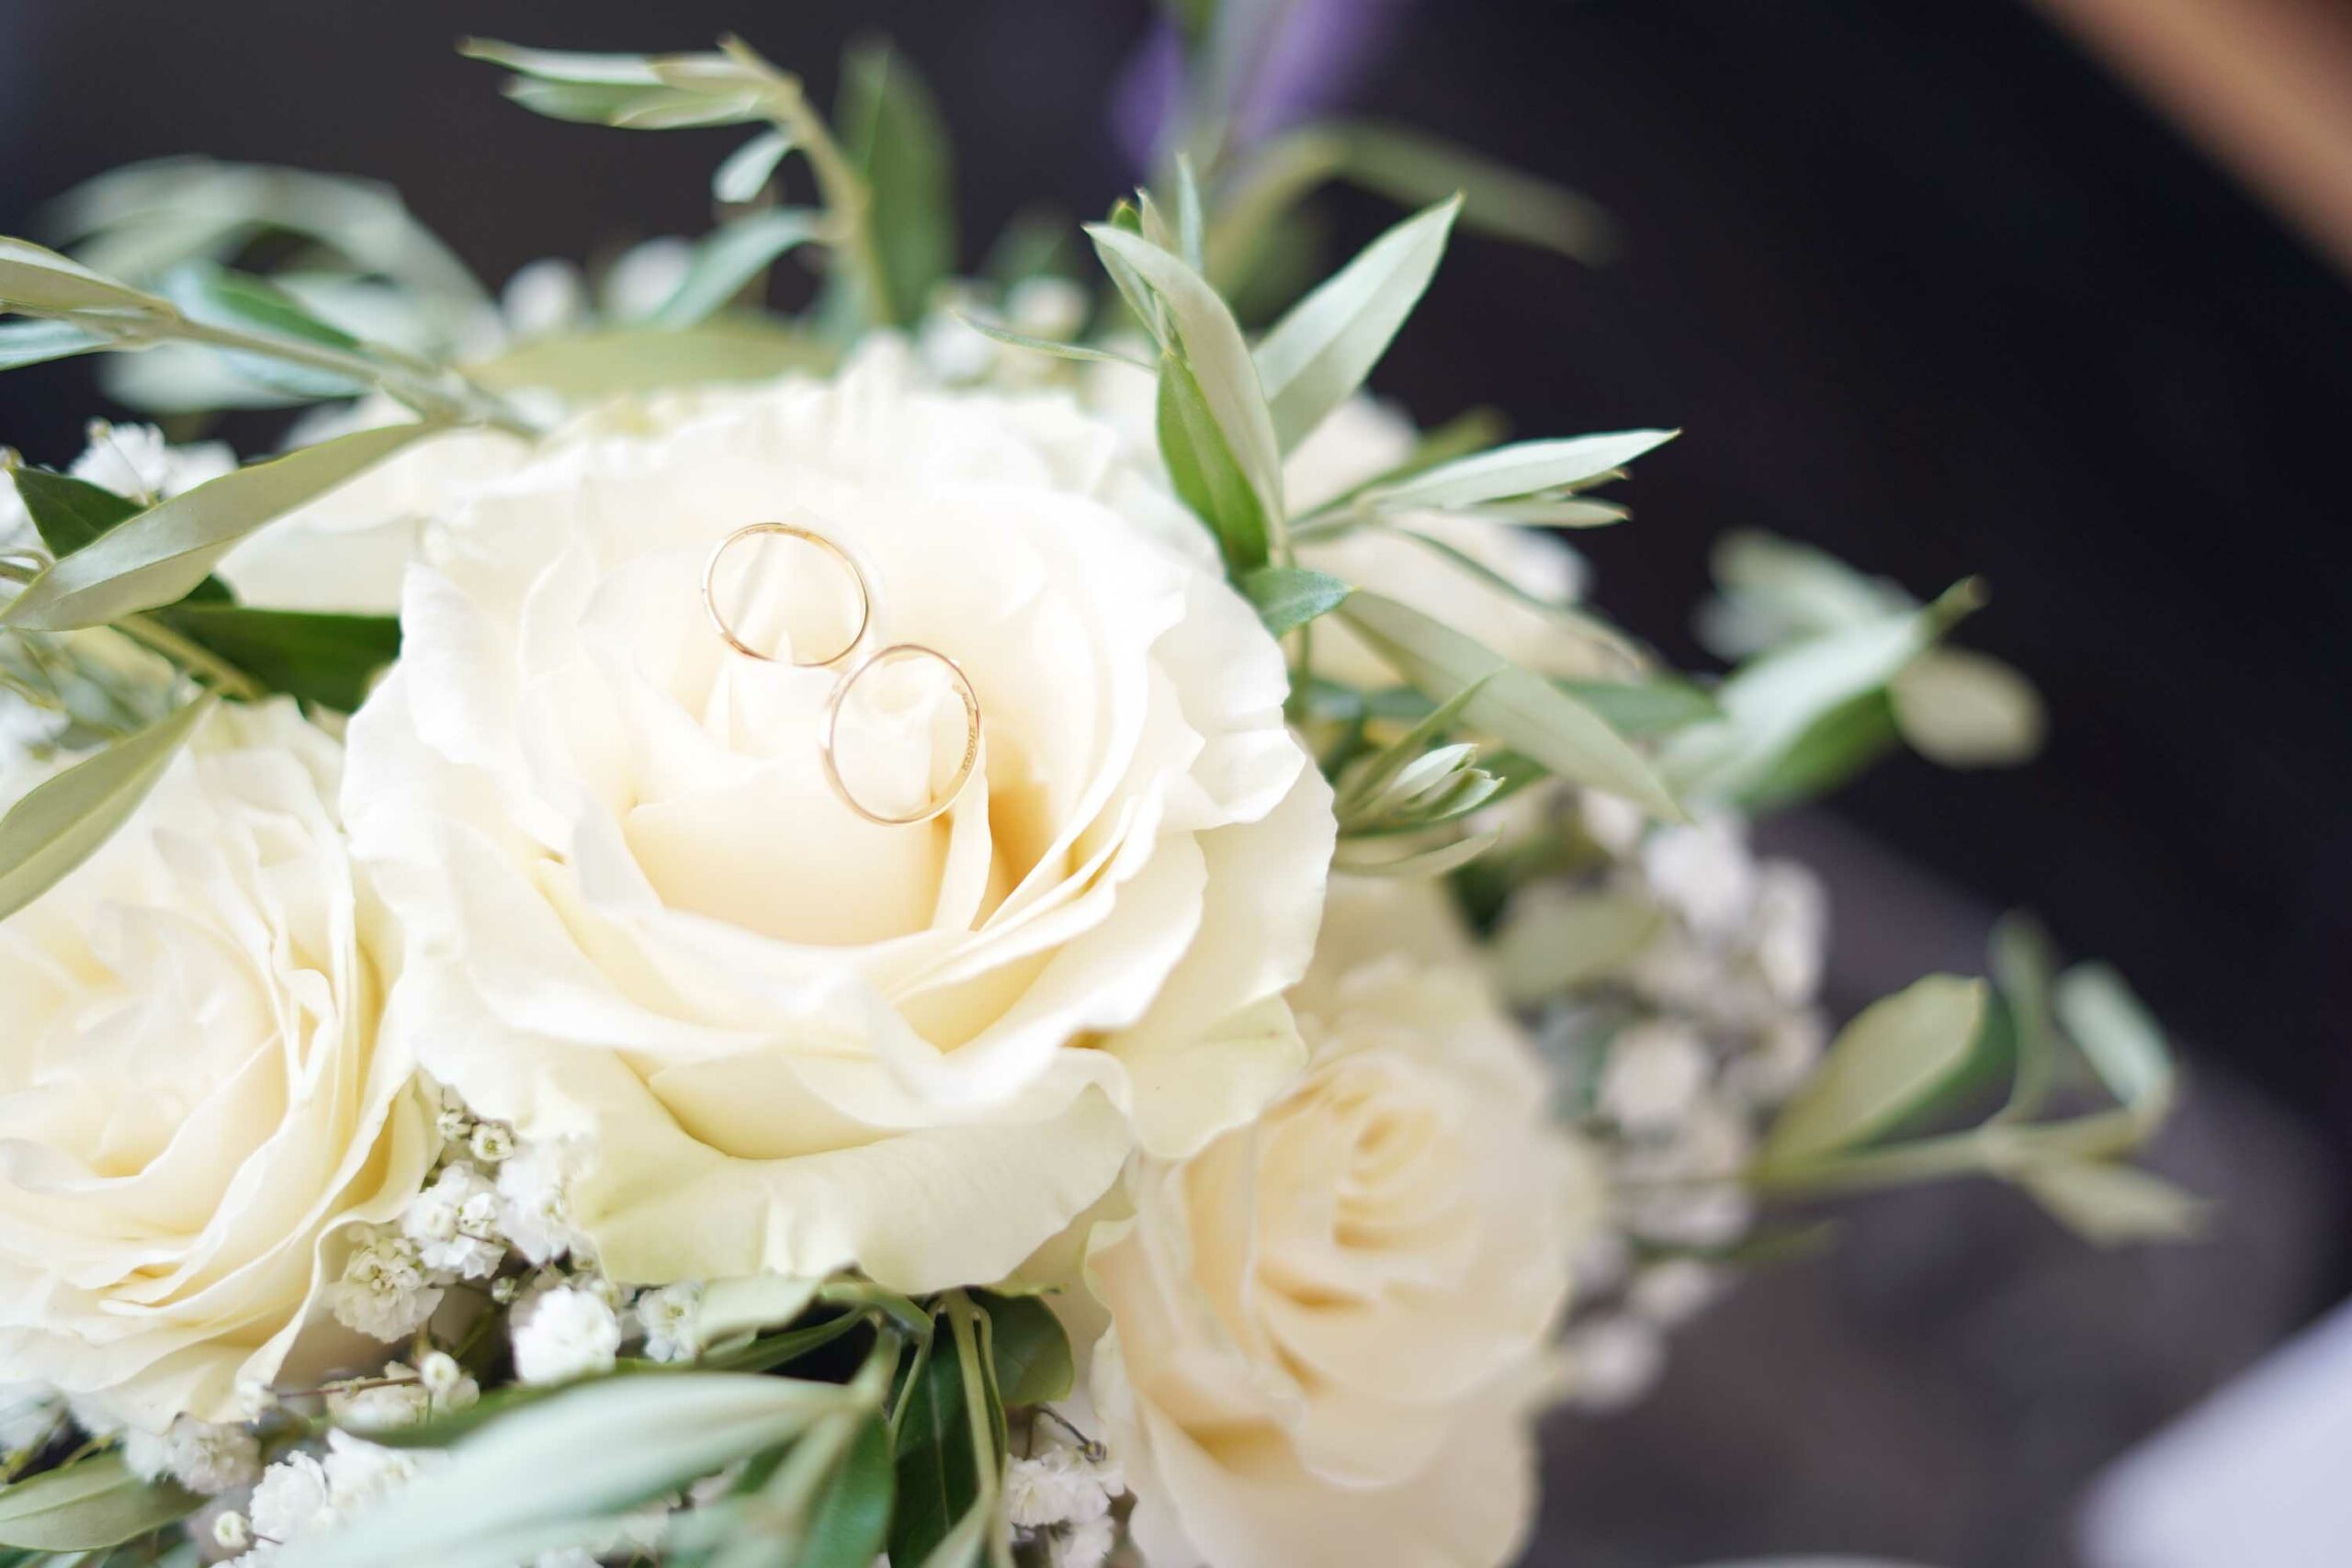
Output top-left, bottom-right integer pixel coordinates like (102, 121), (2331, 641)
(114, 612), (265, 701)
(157, 318), (537, 437)
(719, 35), (896, 327)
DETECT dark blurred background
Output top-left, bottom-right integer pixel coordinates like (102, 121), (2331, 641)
(3, 2), (2346, 1563)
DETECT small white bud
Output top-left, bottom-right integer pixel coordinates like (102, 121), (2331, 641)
(469, 1122), (515, 1163)
(417, 1350), (464, 1399)
(213, 1510), (252, 1552)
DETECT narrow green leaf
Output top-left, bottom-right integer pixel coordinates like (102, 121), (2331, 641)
(1494, 891), (1665, 1005)
(1660, 583), (1982, 806)
(2, 422), (442, 630)
(949, 314), (1150, 369)
(503, 79), (748, 129)
(1889, 647), (2046, 767)
(0, 696), (213, 922)
(801, 1417), (896, 1568)
(650, 209), (826, 328)
(1256, 197), (1459, 451)
(0, 319), (108, 371)
(1089, 224), (1285, 532)
(1331, 123), (1616, 264)
(2019, 1160), (2208, 1246)
(1157, 355), (1272, 574)
(8, 469), (138, 557)
(819, 1280), (935, 1345)
(0, 236), (174, 317)
(0, 1453), (198, 1551)
(277, 1375), (858, 1568)
(1170, 153), (1206, 270)
(1558, 677), (1721, 738)
(1723, 686), (1904, 813)
(458, 39), (665, 85)
(835, 40), (956, 327)
(471, 321), (830, 400)
(1331, 827), (1503, 877)
(888, 1312), (979, 1568)
(1988, 913), (2061, 1122)
(1364, 430), (1673, 512)
(714, 129), (797, 203)
(1762, 976), (1990, 1168)
(151, 604), (400, 712)
(1337, 591), (1683, 820)
(163, 262), (363, 352)
(2055, 963), (2175, 1122)
(1238, 565), (1350, 637)
(979, 1294), (1073, 1407)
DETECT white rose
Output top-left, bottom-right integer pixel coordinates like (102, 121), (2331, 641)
(344, 348), (1335, 1293)
(0, 701), (434, 1430)
(1085, 882), (1600, 1568)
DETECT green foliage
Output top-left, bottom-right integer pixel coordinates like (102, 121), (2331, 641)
(888, 1310), (988, 1568)
(831, 41), (956, 329)
(1337, 591), (1682, 821)
(0, 1452), (198, 1551)
(1690, 530), (2044, 807)
(0, 696), (213, 922)
(1254, 197), (1458, 450)
(1761, 976), (1991, 1168)
(1090, 221), (1286, 564)
(0, 319), (107, 370)
(2, 423), (443, 631)
(650, 209), (827, 327)
(9, 468), (138, 558)
(1206, 122), (1615, 298)
(277, 1375), (865, 1568)
(979, 1293), (1074, 1408)
(1238, 565), (1351, 637)
(1156, 354), (1272, 573)
(152, 604), (400, 712)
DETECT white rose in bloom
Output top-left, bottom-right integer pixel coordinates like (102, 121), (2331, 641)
(1087, 883), (1600, 1568)
(0, 701), (434, 1430)
(345, 348), (1334, 1292)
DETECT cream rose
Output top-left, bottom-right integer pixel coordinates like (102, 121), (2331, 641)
(0, 700), (433, 1430)
(1085, 882), (1600, 1568)
(342, 349), (1335, 1293)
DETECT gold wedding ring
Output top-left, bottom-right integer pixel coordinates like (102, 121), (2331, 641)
(821, 644), (983, 826)
(702, 522), (872, 669)
(703, 523), (981, 826)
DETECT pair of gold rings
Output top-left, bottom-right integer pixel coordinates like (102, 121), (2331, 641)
(701, 523), (982, 826)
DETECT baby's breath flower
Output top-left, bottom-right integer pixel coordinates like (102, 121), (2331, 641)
(326, 1233), (445, 1342)
(495, 1140), (592, 1266)
(416, 1350), (466, 1401)
(634, 1282), (703, 1364)
(512, 1286), (622, 1385)
(121, 1416), (261, 1495)
(1046, 1512), (1118, 1568)
(401, 1164), (504, 1280)
(469, 1122), (516, 1163)
(213, 1510), (252, 1552)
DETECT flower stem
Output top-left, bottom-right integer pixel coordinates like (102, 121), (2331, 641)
(719, 35), (897, 328)
(113, 612), (265, 701)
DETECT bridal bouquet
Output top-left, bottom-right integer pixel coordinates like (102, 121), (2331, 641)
(0, 22), (2195, 1568)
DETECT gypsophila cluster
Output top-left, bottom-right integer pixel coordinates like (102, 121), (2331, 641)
(1492, 795), (1830, 1410)
(1005, 1414), (1127, 1568)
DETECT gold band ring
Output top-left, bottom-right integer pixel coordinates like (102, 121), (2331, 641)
(702, 522), (872, 669)
(820, 643), (983, 826)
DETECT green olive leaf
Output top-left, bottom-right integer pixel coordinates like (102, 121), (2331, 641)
(0, 695), (215, 923)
